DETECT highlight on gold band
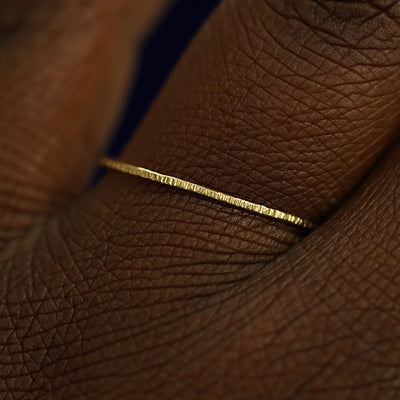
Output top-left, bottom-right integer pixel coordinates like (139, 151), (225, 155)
(99, 157), (316, 229)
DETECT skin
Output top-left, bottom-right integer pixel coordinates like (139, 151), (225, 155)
(1, 0), (400, 398)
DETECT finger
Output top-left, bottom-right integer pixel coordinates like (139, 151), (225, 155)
(0, 0), (170, 243)
(2, 2), (400, 397)
(91, 0), (400, 256)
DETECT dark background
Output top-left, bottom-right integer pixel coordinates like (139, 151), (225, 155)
(108, 0), (221, 155)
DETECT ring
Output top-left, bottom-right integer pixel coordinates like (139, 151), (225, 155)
(99, 156), (315, 229)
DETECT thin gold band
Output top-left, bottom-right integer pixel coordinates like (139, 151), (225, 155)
(99, 156), (315, 229)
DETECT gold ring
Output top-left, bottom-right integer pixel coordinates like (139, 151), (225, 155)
(99, 156), (315, 229)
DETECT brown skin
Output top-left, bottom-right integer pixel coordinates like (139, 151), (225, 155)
(1, 0), (400, 398)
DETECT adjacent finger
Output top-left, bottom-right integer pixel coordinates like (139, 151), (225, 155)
(0, 0), (170, 243)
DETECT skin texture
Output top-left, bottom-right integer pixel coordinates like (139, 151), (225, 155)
(1, 0), (400, 399)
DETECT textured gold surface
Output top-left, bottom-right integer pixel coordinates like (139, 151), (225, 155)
(99, 157), (315, 229)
